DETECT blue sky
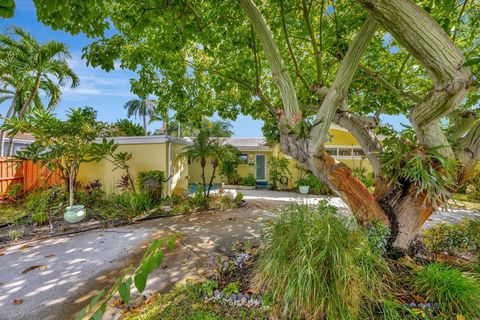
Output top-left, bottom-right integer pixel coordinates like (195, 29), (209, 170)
(1, 0), (406, 136)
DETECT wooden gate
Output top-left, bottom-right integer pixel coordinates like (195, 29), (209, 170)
(0, 158), (63, 196)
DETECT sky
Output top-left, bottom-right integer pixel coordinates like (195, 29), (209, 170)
(0, 0), (406, 136)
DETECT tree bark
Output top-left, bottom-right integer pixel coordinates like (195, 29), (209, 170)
(18, 73), (41, 118)
(200, 157), (207, 197)
(143, 114), (147, 136)
(207, 160), (218, 197)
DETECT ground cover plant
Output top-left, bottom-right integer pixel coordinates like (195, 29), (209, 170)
(26, 0), (480, 252)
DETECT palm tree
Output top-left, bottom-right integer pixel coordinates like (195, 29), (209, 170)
(180, 120), (234, 197)
(123, 97), (156, 136)
(0, 27), (78, 155)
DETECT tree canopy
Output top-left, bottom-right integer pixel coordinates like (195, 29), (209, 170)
(16, 0), (480, 249)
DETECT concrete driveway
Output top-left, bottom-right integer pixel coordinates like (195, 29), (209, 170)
(0, 190), (478, 320)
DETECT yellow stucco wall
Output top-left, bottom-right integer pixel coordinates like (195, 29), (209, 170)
(78, 141), (188, 196)
(187, 128), (372, 188)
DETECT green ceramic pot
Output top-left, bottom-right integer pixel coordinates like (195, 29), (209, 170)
(64, 205), (86, 223)
(298, 186), (310, 194)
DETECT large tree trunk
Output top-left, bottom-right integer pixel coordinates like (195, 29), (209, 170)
(377, 187), (434, 250)
(281, 134), (436, 252)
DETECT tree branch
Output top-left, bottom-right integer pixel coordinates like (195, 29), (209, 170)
(238, 0), (300, 121)
(333, 109), (384, 176)
(280, 0), (310, 91)
(358, 0), (472, 158)
(359, 64), (421, 102)
(456, 121), (480, 182)
(311, 15), (378, 152)
(302, 0), (323, 85)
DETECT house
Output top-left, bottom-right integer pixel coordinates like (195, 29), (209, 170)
(77, 124), (371, 194)
(1, 133), (35, 157)
(77, 136), (190, 196)
(187, 124), (372, 189)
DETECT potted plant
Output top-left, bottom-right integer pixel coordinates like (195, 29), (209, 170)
(3, 108), (114, 223)
(296, 164), (310, 194)
(297, 178), (310, 194)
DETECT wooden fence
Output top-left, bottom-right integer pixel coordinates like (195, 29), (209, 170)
(0, 158), (63, 197)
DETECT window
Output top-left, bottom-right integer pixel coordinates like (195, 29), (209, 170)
(239, 154), (248, 164)
(326, 148), (338, 156)
(353, 148), (365, 157)
(338, 148), (352, 156)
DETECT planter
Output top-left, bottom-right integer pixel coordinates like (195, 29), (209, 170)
(298, 186), (310, 194)
(236, 200), (247, 208)
(64, 205), (86, 223)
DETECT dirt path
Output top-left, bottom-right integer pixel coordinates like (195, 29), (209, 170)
(0, 190), (477, 320)
(0, 203), (268, 320)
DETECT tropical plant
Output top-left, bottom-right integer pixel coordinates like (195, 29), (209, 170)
(123, 97), (156, 136)
(2, 107), (113, 209)
(408, 263), (480, 318)
(75, 234), (176, 320)
(179, 120), (235, 197)
(100, 119), (145, 137)
(268, 156), (291, 190)
(255, 201), (391, 319)
(241, 174), (256, 187)
(25, 187), (67, 226)
(115, 191), (153, 220)
(137, 170), (168, 201)
(218, 148), (241, 185)
(422, 218), (480, 255)
(0, 26), (79, 156)
(36, 0), (480, 251)
(100, 150), (136, 192)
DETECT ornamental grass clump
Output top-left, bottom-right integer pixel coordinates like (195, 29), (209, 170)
(408, 263), (480, 317)
(255, 201), (392, 319)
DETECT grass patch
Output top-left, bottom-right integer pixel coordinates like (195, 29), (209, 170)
(123, 284), (268, 320)
(254, 201), (394, 319)
(0, 205), (26, 224)
(451, 193), (480, 211)
(408, 263), (480, 317)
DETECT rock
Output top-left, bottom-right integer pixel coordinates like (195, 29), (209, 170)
(237, 293), (243, 301)
(240, 297), (247, 305)
(230, 294), (237, 301)
(409, 303), (417, 308)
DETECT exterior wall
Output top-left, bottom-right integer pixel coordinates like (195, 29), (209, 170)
(78, 137), (188, 196)
(170, 142), (189, 192)
(187, 128), (372, 188)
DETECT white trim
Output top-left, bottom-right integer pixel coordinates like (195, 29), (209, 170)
(255, 154), (267, 181)
(95, 135), (191, 145)
(236, 147), (271, 151)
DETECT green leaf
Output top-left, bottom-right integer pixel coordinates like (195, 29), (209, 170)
(134, 271), (148, 293)
(45, 0), (57, 12)
(464, 58), (480, 67)
(0, 6), (14, 18)
(92, 302), (107, 320)
(89, 289), (105, 310)
(151, 251), (164, 267)
(74, 307), (87, 320)
(118, 279), (132, 305)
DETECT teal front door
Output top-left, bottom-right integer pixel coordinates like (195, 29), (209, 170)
(255, 154), (266, 181)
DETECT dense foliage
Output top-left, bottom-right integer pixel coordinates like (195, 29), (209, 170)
(255, 201), (391, 319)
(1, 107), (113, 206)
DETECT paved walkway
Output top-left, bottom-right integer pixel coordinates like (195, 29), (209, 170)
(0, 190), (478, 320)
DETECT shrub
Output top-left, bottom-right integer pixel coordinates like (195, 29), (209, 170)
(240, 174), (256, 187)
(234, 192), (244, 205)
(7, 229), (23, 241)
(422, 218), (480, 255)
(255, 201), (391, 319)
(6, 183), (23, 199)
(408, 263), (480, 317)
(268, 156), (291, 190)
(296, 173), (331, 194)
(25, 187), (67, 225)
(115, 191), (153, 219)
(137, 170), (166, 201)
(188, 190), (210, 211)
